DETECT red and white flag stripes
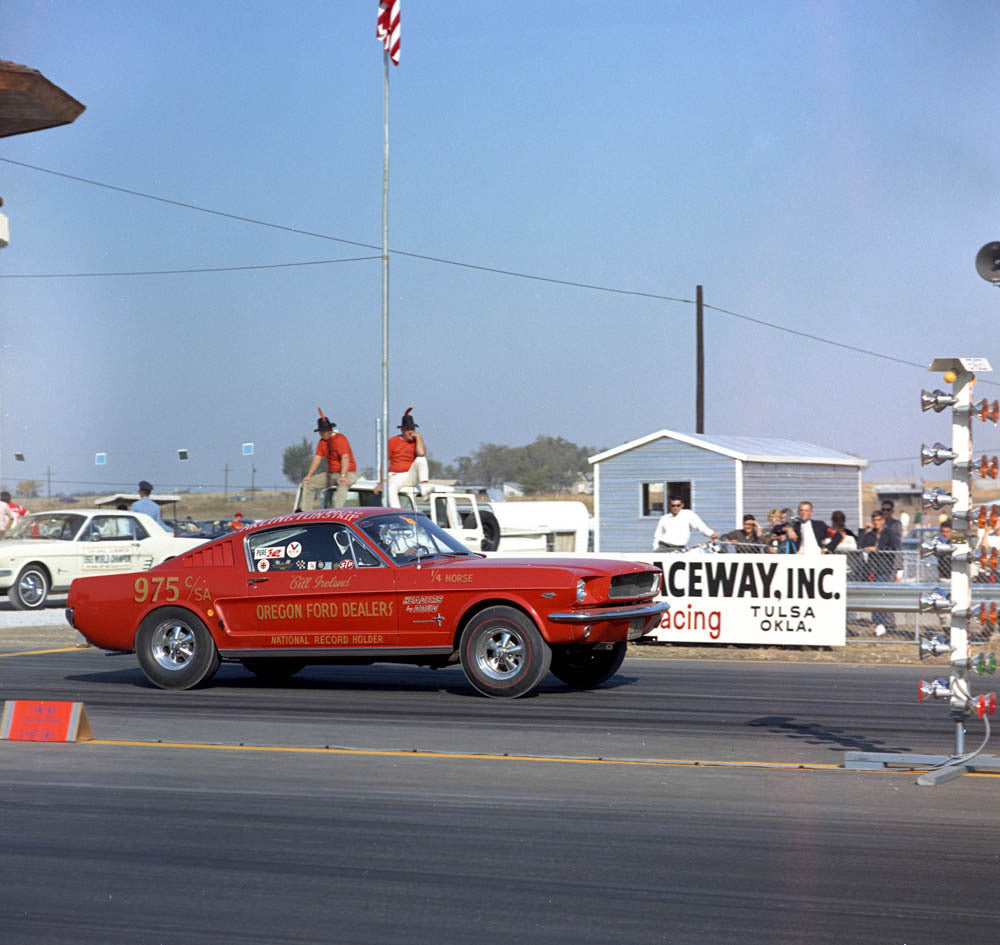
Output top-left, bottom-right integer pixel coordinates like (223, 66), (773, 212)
(377, 1), (400, 65)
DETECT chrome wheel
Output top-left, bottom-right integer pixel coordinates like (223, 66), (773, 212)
(11, 565), (49, 610)
(136, 608), (220, 690)
(150, 620), (197, 672)
(459, 606), (552, 698)
(474, 627), (525, 680)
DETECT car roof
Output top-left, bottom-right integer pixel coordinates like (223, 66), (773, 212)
(93, 493), (182, 507)
(246, 508), (409, 534)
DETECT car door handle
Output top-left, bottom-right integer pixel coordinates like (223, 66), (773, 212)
(248, 577), (269, 585)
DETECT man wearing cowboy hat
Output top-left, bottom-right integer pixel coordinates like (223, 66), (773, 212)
(302, 409), (358, 508)
(386, 407), (430, 507)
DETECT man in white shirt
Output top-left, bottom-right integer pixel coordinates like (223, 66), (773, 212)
(653, 497), (718, 551)
(786, 501), (827, 554)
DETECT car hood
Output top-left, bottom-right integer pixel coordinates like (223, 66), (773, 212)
(421, 555), (652, 579)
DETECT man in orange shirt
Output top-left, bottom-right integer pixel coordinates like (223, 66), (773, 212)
(386, 407), (429, 507)
(302, 410), (358, 508)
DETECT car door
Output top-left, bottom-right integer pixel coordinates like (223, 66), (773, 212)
(73, 514), (145, 582)
(223, 522), (398, 650)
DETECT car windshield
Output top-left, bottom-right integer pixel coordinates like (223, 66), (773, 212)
(8, 512), (87, 541)
(358, 513), (474, 564)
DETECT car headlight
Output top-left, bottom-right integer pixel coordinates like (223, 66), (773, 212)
(576, 579), (586, 603)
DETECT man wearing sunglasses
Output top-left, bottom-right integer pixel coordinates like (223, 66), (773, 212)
(653, 497), (718, 551)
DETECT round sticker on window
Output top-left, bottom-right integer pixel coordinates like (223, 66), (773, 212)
(257, 558), (270, 572)
(286, 541), (302, 558)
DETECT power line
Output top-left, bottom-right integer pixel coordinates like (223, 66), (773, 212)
(0, 256), (381, 278)
(1, 156), (994, 384)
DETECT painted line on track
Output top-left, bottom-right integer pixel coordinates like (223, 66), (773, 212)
(60, 737), (983, 776)
(0, 646), (86, 658)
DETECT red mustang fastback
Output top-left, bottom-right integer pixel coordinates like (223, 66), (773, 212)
(66, 508), (667, 698)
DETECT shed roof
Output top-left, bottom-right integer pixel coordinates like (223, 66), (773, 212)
(589, 429), (868, 468)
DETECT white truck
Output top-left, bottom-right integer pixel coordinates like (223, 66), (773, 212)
(294, 480), (590, 554)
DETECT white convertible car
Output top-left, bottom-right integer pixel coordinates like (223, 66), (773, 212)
(0, 509), (207, 610)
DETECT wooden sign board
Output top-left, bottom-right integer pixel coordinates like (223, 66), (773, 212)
(0, 701), (94, 742)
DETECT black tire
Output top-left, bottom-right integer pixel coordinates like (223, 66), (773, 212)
(241, 659), (306, 681)
(10, 564), (50, 610)
(135, 607), (220, 690)
(549, 642), (627, 688)
(459, 605), (551, 698)
(479, 510), (501, 552)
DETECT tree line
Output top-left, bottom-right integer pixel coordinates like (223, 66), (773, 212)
(282, 435), (596, 494)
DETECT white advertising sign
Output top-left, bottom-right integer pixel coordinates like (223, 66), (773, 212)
(488, 550), (847, 646)
(642, 552), (846, 646)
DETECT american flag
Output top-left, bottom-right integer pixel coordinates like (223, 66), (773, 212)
(377, 1), (400, 66)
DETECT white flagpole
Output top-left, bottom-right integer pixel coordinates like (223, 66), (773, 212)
(380, 47), (390, 503)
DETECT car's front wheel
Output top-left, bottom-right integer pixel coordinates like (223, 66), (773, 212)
(459, 605), (551, 698)
(549, 642), (627, 688)
(135, 608), (220, 690)
(10, 564), (50, 610)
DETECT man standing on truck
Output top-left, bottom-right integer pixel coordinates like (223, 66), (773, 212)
(301, 409), (358, 509)
(386, 407), (430, 508)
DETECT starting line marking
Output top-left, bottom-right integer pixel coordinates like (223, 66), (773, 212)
(14, 736), (995, 776)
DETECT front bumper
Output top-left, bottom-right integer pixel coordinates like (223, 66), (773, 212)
(547, 600), (670, 623)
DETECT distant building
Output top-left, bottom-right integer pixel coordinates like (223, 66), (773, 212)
(870, 478), (924, 523)
(589, 429), (867, 551)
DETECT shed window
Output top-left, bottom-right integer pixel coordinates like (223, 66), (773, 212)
(642, 483), (665, 516)
(641, 481), (691, 516)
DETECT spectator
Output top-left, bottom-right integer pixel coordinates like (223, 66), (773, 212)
(302, 409), (358, 509)
(860, 510), (900, 635)
(386, 407), (430, 508)
(879, 498), (903, 545)
(130, 481), (163, 524)
(653, 496), (718, 551)
(823, 510), (857, 553)
(785, 501), (828, 555)
(722, 514), (764, 553)
(229, 511), (245, 531)
(0, 491), (26, 531)
(936, 518), (955, 581)
(768, 507), (798, 554)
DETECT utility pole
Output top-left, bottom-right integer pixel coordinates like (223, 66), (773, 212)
(250, 464), (256, 500)
(47, 466), (52, 498)
(223, 463), (229, 500)
(696, 284), (705, 434)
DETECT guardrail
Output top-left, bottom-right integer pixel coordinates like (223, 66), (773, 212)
(846, 581), (1000, 613)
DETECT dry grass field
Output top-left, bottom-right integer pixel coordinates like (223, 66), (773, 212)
(17, 489), (593, 523)
(20, 490), (298, 523)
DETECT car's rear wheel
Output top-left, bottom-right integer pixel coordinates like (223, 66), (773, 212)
(10, 564), (49, 610)
(459, 605), (551, 698)
(241, 658), (306, 681)
(549, 642), (627, 688)
(136, 608), (220, 690)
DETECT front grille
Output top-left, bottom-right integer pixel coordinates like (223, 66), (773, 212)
(609, 571), (659, 599)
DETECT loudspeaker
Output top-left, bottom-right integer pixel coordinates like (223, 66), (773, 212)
(975, 242), (1000, 282)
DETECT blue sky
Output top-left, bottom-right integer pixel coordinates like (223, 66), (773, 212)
(2, 1), (999, 496)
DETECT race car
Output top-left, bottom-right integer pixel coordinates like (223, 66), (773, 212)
(66, 507), (667, 698)
(0, 509), (207, 610)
